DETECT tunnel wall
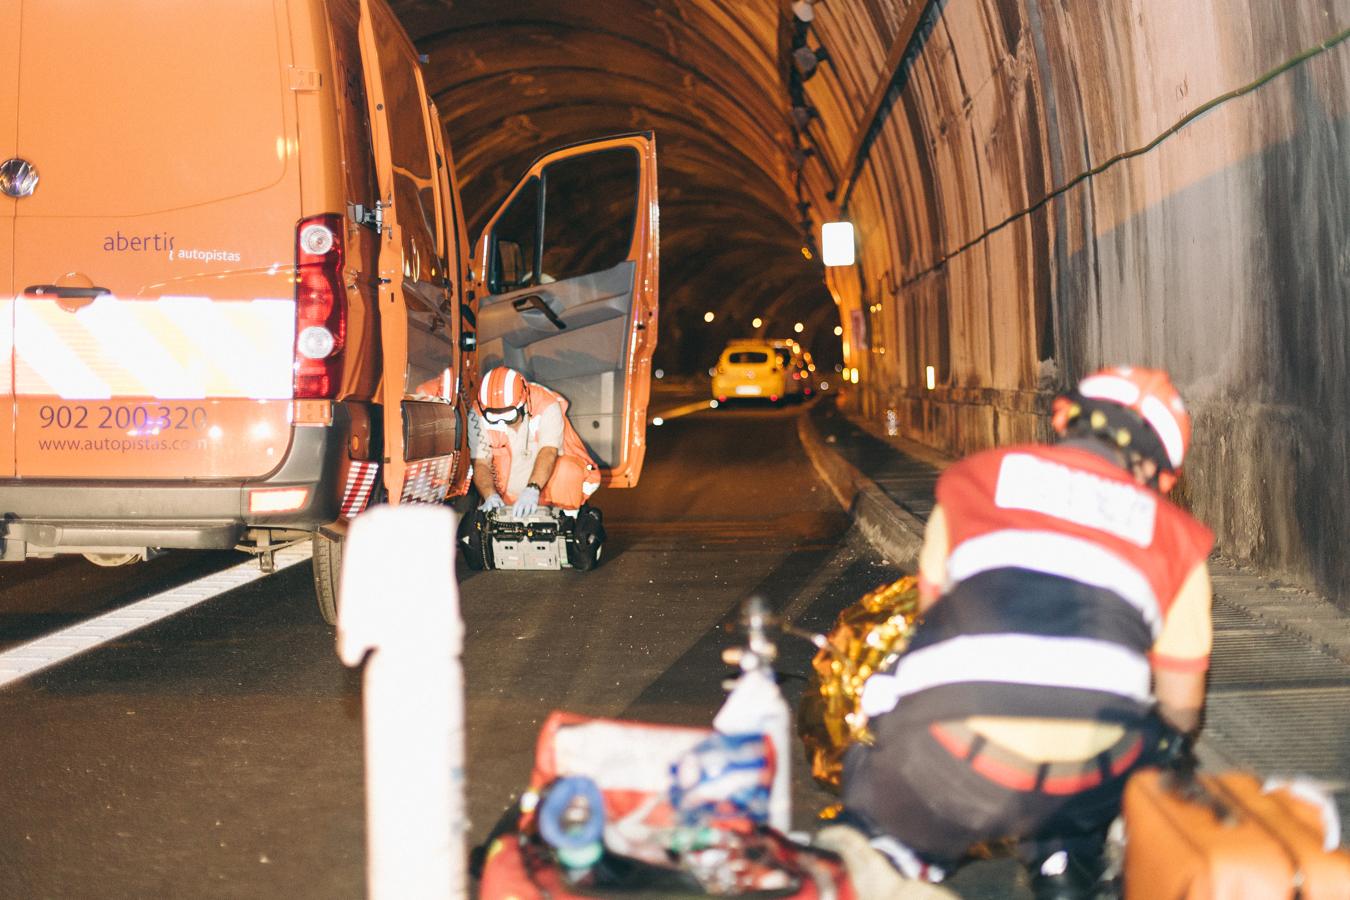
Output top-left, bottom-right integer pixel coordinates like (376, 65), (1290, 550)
(806, 1), (1350, 606)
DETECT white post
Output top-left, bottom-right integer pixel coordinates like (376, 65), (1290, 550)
(337, 504), (466, 900)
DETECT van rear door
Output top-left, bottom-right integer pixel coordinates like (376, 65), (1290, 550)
(474, 134), (660, 487)
(358, 0), (462, 505)
(0, 0), (20, 479)
(9, 1), (300, 480)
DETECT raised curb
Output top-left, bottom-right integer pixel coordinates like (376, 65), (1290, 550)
(796, 407), (925, 568)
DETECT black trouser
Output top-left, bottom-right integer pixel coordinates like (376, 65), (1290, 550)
(841, 713), (1166, 869)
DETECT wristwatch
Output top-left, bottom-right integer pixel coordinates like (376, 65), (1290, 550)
(526, 482), (542, 491)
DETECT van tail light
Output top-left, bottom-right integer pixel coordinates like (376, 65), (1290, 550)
(293, 214), (346, 399)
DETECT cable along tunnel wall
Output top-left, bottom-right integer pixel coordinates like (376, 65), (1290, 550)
(798, 0), (1350, 608)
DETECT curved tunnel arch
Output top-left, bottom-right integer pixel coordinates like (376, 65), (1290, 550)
(392, 0), (831, 370)
(388, 0), (1350, 601)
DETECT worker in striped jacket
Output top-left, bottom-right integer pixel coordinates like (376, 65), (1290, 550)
(839, 366), (1213, 898)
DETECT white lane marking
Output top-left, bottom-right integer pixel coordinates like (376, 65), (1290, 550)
(651, 399), (715, 422)
(0, 545), (312, 689)
(778, 542), (859, 626)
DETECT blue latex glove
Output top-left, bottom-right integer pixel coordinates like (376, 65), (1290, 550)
(479, 492), (505, 512)
(511, 485), (541, 517)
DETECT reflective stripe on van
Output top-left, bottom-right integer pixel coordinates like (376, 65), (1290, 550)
(400, 456), (453, 504)
(11, 294), (295, 400)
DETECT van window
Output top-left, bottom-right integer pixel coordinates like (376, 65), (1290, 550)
(728, 351), (769, 364)
(490, 178), (540, 292)
(540, 147), (639, 282)
(330, 6), (377, 214)
(370, 4), (440, 285)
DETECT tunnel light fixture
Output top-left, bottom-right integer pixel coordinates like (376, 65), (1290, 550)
(926, 365), (936, 390)
(833, 325), (843, 336)
(822, 222), (855, 267)
(793, 322), (805, 333)
(752, 316), (763, 328)
(703, 311), (715, 323)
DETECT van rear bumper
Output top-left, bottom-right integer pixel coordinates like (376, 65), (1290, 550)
(0, 413), (351, 557)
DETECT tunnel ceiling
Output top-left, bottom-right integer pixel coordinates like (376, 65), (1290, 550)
(391, 0), (841, 371)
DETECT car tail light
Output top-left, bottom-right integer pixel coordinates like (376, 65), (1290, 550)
(293, 214), (346, 399)
(249, 487), (309, 513)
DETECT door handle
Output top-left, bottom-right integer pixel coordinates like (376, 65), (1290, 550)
(511, 294), (567, 331)
(25, 284), (112, 299)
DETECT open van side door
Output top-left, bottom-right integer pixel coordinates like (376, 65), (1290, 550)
(473, 134), (659, 487)
(429, 111), (476, 498)
(358, 0), (462, 504)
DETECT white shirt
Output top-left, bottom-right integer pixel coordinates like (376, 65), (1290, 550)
(469, 403), (564, 498)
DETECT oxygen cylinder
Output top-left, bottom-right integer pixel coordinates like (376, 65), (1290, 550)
(713, 596), (792, 831)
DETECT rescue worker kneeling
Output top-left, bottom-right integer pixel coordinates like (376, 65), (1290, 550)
(471, 365), (600, 513)
(461, 366), (604, 569)
(828, 366), (1214, 899)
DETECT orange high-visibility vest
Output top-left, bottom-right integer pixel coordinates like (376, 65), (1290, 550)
(486, 383), (600, 508)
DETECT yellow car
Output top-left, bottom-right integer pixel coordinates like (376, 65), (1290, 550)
(713, 339), (795, 404)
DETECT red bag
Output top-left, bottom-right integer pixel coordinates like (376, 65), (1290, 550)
(478, 711), (855, 899)
(523, 711), (716, 860)
(1123, 767), (1350, 899)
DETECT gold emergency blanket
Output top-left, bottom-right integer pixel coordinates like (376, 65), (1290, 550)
(798, 576), (921, 789)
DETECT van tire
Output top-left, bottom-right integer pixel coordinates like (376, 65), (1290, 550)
(312, 531), (343, 626)
(83, 552), (142, 567)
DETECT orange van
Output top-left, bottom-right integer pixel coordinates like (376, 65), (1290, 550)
(0, 0), (658, 621)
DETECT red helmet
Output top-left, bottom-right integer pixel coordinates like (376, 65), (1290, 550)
(1052, 366), (1191, 493)
(477, 366), (527, 412)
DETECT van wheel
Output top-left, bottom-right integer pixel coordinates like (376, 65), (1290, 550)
(83, 552), (141, 567)
(312, 532), (343, 625)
